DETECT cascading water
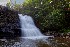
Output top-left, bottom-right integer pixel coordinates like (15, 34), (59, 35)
(18, 14), (53, 39)
(18, 14), (43, 37)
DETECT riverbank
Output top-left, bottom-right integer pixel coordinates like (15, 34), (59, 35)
(0, 36), (69, 47)
(44, 31), (70, 38)
(51, 37), (70, 47)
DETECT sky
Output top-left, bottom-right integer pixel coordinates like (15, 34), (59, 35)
(0, 0), (25, 6)
(12, 0), (25, 4)
(15, 0), (25, 4)
(0, 0), (9, 6)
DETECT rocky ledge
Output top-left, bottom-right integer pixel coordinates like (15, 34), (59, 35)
(0, 5), (21, 38)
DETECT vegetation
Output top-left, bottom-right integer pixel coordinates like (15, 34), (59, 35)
(6, 0), (70, 33)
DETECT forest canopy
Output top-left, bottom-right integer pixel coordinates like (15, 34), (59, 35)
(6, 0), (70, 33)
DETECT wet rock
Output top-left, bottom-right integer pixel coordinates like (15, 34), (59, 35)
(0, 5), (21, 38)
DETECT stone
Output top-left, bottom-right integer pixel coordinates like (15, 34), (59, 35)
(0, 5), (21, 38)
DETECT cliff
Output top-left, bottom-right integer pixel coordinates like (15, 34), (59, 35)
(0, 6), (21, 38)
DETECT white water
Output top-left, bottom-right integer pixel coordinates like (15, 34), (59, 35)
(18, 14), (53, 39)
(18, 14), (43, 37)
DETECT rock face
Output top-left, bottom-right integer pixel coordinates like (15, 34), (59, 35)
(0, 6), (21, 38)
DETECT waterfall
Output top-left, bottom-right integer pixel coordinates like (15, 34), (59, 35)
(18, 14), (43, 37)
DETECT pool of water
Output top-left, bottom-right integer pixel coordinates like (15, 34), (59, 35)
(0, 37), (70, 47)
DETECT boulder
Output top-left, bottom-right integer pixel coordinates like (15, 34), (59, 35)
(0, 5), (21, 38)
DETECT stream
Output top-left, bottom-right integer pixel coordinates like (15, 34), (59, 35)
(0, 37), (70, 47)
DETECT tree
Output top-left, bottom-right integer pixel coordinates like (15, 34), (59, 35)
(8, 0), (70, 33)
(6, 2), (11, 8)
